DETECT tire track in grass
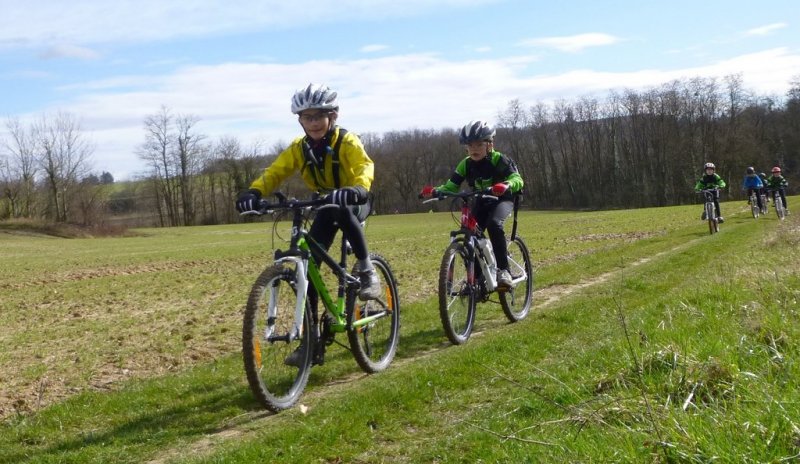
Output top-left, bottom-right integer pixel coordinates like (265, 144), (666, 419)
(145, 232), (717, 463)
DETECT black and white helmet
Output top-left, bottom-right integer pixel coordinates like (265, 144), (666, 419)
(459, 120), (496, 144)
(291, 83), (339, 114)
(704, 162), (715, 170)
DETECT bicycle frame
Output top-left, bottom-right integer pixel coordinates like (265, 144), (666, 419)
(748, 190), (760, 218)
(453, 197), (498, 292)
(770, 188), (786, 219)
(699, 189), (719, 234)
(427, 190), (527, 292)
(265, 200), (386, 343)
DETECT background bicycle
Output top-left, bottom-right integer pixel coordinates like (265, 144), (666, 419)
(423, 190), (533, 345)
(769, 188), (787, 220)
(748, 190), (761, 219)
(241, 193), (400, 411)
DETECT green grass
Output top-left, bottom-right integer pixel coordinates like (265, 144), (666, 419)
(1, 198), (799, 462)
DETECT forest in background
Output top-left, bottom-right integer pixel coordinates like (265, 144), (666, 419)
(2, 73), (798, 227)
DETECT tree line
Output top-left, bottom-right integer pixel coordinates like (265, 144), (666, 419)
(2, 73), (798, 227)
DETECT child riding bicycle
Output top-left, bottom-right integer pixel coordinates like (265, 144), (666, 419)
(695, 162), (726, 223)
(420, 120), (524, 290)
(236, 84), (381, 365)
(742, 166), (764, 211)
(767, 166), (790, 214)
(236, 83), (381, 301)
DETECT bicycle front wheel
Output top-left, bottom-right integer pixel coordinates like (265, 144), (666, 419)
(348, 254), (400, 373)
(706, 203), (717, 235)
(500, 236), (533, 322)
(243, 264), (312, 412)
(776, 197), (786, 220)
(438, 241), (477, 345)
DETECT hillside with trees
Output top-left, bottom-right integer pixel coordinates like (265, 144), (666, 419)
(2, 74), (798, 227)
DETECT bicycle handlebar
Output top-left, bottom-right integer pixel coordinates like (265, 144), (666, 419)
(239, 193), (340, 216)
(420, 190), (499, 204)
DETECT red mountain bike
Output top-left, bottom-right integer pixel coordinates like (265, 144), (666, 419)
(423, 190), (533, 345)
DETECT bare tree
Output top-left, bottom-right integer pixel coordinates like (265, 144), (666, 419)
(32, 112), (94, 222)
(137, 106), (205, 226)
(2, 117), (39, 218)
(174, 114), (204, 225)
(138, 106), (178, 225)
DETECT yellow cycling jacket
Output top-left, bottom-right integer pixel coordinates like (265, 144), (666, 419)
(249, 127), (374, 196)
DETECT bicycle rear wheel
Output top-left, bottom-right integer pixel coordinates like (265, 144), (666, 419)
(243, 264), (312, 412)
(500, 236), (533, 322)
(348, 254), (400, 373)
(438, 241), (477, 345)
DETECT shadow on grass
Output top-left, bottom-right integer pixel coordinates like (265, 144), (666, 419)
(0, 300), (461, 463)
(1, 372), (261, 464)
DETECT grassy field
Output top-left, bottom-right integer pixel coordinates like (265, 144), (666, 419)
(1, 198), (798, 462)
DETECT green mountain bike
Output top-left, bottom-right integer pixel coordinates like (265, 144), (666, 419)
(241, 193), (400, 411)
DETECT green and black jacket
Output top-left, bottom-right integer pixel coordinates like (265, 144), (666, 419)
(437, 150), (524, 199)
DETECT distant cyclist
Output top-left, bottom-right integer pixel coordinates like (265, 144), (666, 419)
(420, 120), (524, 289)
(766, 166), (790, 214)
(758, 171), (770, 203)
(694, 162), (726, 223)
(742, 166), (764, 211)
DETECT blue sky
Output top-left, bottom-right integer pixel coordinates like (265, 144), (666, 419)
(1, 0), (798, 180)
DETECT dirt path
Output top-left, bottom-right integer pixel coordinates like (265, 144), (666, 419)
(145, 237), (704, 463)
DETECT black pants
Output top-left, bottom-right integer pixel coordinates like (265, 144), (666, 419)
(746, 188), (764, 209)
(309, 202), (371, 260)
(472, 199), (514, 270)
(307, 202), (371, 316)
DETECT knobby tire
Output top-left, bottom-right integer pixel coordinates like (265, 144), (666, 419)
(347, 254), (401, 373)
(243, 264), (312, 412)
(499, 236), (534, 322)
(438, 241), (477, 345)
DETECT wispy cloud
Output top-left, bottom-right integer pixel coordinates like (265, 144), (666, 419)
(517, 33), (621, 53)
(33, 46), (798, 179)
(0, 0), (499, 47)
(39, 44), (101, 60)
(360, 44), (389, 53)
(745, 22), (787, 36)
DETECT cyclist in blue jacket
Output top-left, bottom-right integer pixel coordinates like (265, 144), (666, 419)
(742, 166), (764, 211)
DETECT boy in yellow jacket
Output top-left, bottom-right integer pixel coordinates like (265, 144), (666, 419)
(236, 84), (381, 304)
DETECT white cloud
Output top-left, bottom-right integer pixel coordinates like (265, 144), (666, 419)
(360, 44), (389, 53)
(16, 47), (800, 180)
(745, 22), (787, 36)
(518, 33), (621, 53)
(39, 44), (101, 60)
(0, 0), (500, 47)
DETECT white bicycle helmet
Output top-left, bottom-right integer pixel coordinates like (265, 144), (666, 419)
(291, 83), (339, 114)
(704, 162), (715, 170)
(459, 120), (496, 144)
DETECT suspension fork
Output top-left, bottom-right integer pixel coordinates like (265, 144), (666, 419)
(267, 255), (309, 342)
